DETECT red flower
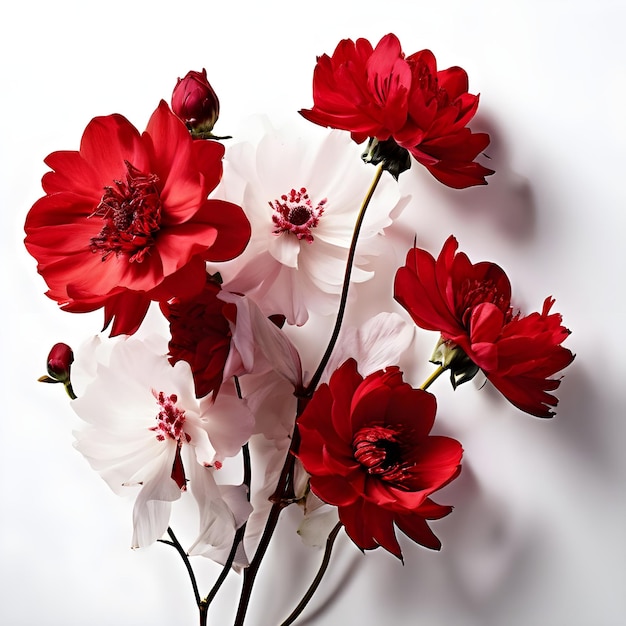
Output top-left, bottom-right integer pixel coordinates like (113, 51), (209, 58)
(160, 276), (235, 399)
(300, 33), (494, 188)
(296, 359), (462, 558)
(394, 236), (575, 417)
(171, 69), (221, 137)
(24, 101), (251, 336)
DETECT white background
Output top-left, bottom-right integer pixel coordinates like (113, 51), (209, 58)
(2, 1), (625, 625)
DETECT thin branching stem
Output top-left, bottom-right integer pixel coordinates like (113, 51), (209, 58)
(279, 522), (343, 626)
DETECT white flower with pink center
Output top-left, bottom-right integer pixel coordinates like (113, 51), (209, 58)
(213, 119), (409, 325)
(72, 336), (253, 553)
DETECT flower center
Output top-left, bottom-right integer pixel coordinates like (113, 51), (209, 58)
(151, 390), (190, 490)
(90, 161), (162, 262)
(151, 390), (188, 442)
(270, 187), (326, 243)
(353, 425), (408, 485)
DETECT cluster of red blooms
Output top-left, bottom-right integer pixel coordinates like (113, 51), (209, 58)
(28, 33), (573, 613)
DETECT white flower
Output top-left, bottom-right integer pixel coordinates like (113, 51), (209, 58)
(214, 118), (409, 326)
(72, 336), (254, 551)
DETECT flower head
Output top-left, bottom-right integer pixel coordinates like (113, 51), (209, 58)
(300, 34), (494, 188)
(72, 336), (253, 549)
(160, 275), (235, 399)
(394, 236), (575, 417)
(296, 358), (462, 558)
(215, 121), (406, 325)
(24, 101), (251, 336)
(171, 69), (221, 137)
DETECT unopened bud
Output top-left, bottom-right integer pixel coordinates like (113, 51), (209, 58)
(39, 342), (77, 399)
(171, 69), (221, 138)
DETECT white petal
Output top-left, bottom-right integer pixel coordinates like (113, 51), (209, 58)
(323, 312), (416, 382)
(131, 446), (181, 548)
(298, 504), (341, 549)
(187, 460), (252, 568)
(268, 233), (301, 268)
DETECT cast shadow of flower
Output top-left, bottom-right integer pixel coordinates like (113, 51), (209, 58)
(416, 112), (537, 243)
(435, 464), (533, 610)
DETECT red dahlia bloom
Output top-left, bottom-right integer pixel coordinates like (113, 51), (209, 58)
(300, 33), (494, 188)
(394, 236), (575, 417)
(24, 101), (251, 336)
(160, 276), (235, 399)
(296, 359), (462, 558)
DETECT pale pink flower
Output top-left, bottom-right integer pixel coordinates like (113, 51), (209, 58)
(72, 336), (253, 552)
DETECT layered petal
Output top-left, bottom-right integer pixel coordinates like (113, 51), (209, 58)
(296, 359), (462, 558)
(300, 34), (494, 187)
(24, 101), (250, 336)
(394, 237), (574, 417)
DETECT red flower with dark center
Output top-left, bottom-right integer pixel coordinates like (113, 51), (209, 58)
(24, 101), (251, 336)
(160, 276), (235, 399)
(296, 358), (462, 558)
(394, 236), (575, 417)
(300, 34), (494, 188)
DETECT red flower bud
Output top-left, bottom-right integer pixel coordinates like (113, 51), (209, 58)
(171, 69), (220, 136)
(46, 342), (74, 382)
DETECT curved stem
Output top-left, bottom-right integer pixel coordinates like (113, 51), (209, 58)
(233, 165), (384, 625)
(158, 527), (201, 608)
(305, 164), (384, 395)
(279, 522), (343, 626)
(419, 365), (446, 391)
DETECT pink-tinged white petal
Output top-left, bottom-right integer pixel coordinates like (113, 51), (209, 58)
(220, 291), (303, 388)
(198, 380), (255, 460)
(186, 459), (252, 567)
(298, 502), (341, 548)
(322, 312), (415, 383)
(131, 451), (182, 548)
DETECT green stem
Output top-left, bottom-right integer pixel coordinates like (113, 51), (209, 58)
(279, 522), (343, 626)
(305, 164), (384, 395)
(419, 365), (447, 391)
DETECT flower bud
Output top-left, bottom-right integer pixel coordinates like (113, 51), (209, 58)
(171, 69), (220, 137)
(39, 342), (77, 399)
(46, 342), (74, 382)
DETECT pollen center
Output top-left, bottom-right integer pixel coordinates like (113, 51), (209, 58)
(90, 161), (162, 262)
(151, 390), (187, 442)
(270, 187), (326, 243)
(353, 425), (408, 485)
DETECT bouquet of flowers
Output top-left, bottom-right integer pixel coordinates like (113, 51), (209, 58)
(24, 33), (574, 625)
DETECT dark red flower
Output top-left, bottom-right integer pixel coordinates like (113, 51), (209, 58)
(24, 101), (251, 336)
(171, 69), (221, 137)
(300, 33), (494, 188)
(296, 359), (462, 558)
(160, 276), (235, 399)
(394, 236), (575, 417)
